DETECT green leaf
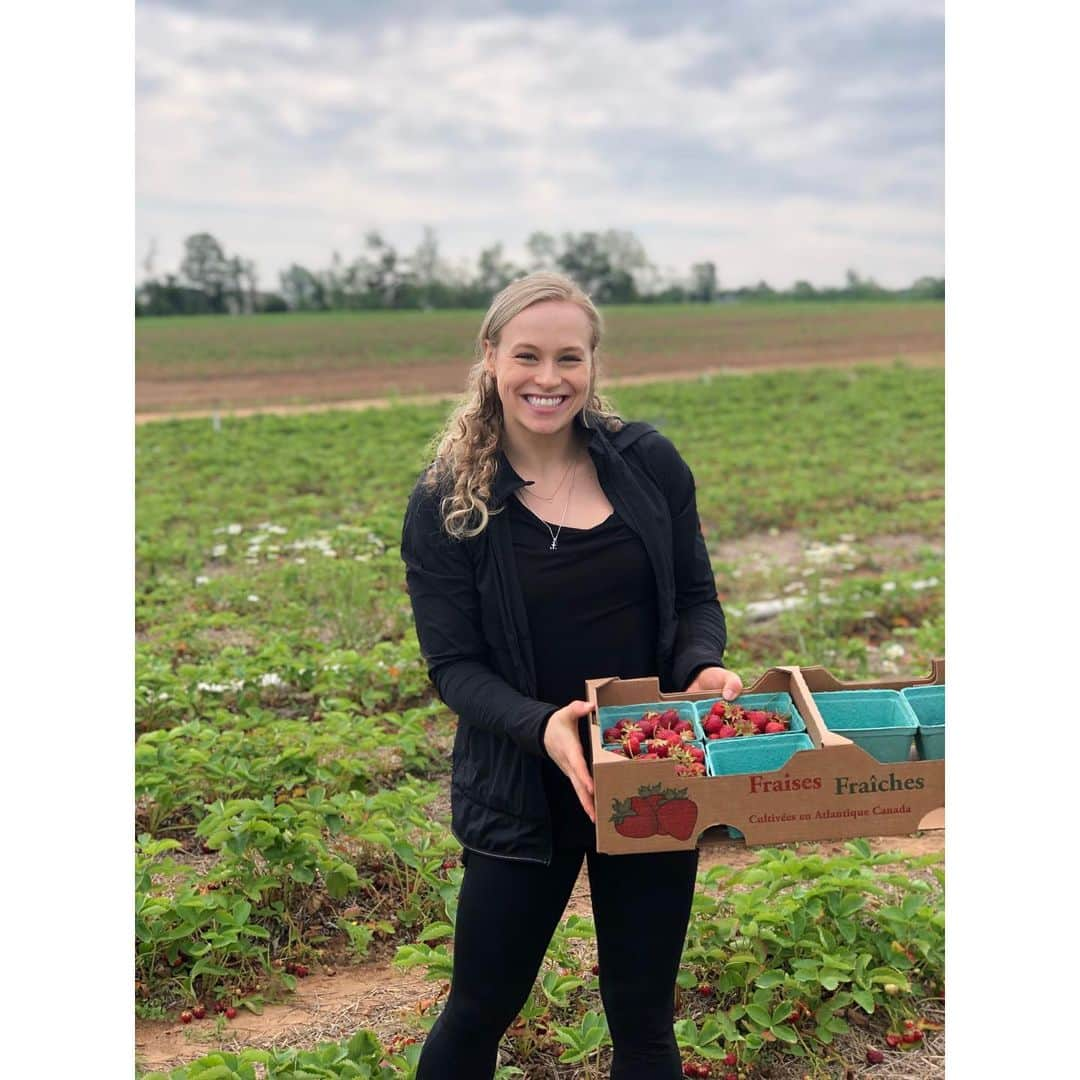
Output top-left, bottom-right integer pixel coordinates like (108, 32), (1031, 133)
(417, 922), (454, 943)
(852, 989), (875, 1013)
(745, 1004), (772, 1028)
(771, 1023), (799, 1044)
(755, 970), (785, 989)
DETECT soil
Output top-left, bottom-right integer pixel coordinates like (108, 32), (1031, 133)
(135, 347), (943, 422)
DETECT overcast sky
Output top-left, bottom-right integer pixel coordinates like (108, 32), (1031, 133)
(136, 0), (944, 292)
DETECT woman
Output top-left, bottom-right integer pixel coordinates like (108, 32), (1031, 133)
(400, 271), (742, 1079)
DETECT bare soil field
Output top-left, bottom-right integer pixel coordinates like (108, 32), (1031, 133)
(136, 346), (943, 422)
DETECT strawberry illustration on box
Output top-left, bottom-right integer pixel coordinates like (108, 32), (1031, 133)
(611, 782), (699, 841)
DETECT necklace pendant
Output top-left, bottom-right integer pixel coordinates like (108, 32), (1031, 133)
(550, 538), (558, 551)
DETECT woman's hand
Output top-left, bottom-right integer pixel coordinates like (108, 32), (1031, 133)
(543, 700), (596, 823)
(685, 666), (743, 700)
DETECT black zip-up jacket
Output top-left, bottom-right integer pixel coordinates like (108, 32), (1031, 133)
(400, 412), (727, 865)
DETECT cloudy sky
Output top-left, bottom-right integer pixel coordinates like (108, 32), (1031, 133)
(136, 0), (944, 292)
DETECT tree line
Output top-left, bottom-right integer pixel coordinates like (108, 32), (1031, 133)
(135, 227), (944, 317)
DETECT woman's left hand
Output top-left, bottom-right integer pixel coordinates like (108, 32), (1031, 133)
(684, 666), (743, 700)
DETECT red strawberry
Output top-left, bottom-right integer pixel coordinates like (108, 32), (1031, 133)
(646, 739), (670, 758)
(866, 1048), (884, 1064)
(603, 727), (621, 743)
(724, 1051), (737, 1066)
(659, 708), (680, 725)
(656, 793), (698, 840)
(611, 797), (659, 838)
(902, 1029), (923, 1044)
(885, 1033), (901, 1048)
(682, 1065), (696, 1078)
(624, 733), (643, 756)
(180, 1010), (193, 1024)
(903, 1019), (915, 1030)
(688, 746), (705, 763)
(656, 727), (681, 743)
(696, 982), (713, 996)
(716, 724), (737, 740)
(709, 700), (726, 716)
(638, 715), (659, 738)
(638, 752), (659, 760)
(225, 1006), (237, 1020)
(764, 720), (786, 734)
(704, 717), (725, 735)
(192, 1004), (206, 1020)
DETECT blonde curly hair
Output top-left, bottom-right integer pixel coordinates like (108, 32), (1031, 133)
(423, 271), (625, 539)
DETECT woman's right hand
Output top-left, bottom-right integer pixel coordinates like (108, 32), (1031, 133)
(543, 700), (596, 824)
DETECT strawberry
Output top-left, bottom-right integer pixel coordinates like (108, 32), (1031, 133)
(724, 1051), (737, 1066)
(591, 963), (600, 976)
(624, 732), (643, 756)
(655, 726), (681, 743)
(688, 746), (705, 763)
(192, 1004), (206, 1020)
(764, 720), (786, 734)
(225, 1006), (237, 1020)
(656, 791), (698, 840)
(611, 796), (659, 838)
(704, 716), (726, 736)
(715, 724), (737, 740)
(675, 762), (706, 776)
(659, 707), (679, 724)
(902, 1029), (923, 1044)
(646, 739), (670, 758)
(903, 1019), (915, 1030)
(638, 752), (659, 760)
(180, 1010), (193, 1024)
(638, 714), (660, 738)
(885, 1033), (901, 1048)
(866, 1048), (884, 1064)
(696, 982), (713, 996)
(744, 709), (770, 729)
(603, 727), (622, 744)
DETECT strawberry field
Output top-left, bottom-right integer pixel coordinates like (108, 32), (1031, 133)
(135, 362), (944, 1078)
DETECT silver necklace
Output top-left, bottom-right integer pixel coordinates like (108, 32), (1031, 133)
(520, 454), (576, 503)
(535, 457), (578, 551)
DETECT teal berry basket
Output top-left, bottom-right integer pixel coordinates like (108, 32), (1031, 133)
(705, 731), (816, 779)
(597, 700), (697, 741)
(811, 689), (919, 763)
(901, 684), (945, 760)
(705, 731), (815, 840)
(693, 691), (808, 742)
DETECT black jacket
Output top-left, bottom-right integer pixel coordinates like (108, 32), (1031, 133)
(400, 412), (727, 865)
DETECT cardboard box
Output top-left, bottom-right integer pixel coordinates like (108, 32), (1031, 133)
(586, 660), (944, 853)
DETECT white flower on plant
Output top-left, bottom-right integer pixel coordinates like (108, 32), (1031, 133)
(247, 594), (259, 603)
(881, 581), (897, 592)
(259, 672), (283, 687)
(157, 691), (170, 700)
(197, 681), (229, 693)
(323, 549), (337, 557)
(211, 544), (228, 558)
(295, 557), (306, 565)
(882, 642), (906, 660)
(227, 523), (243, 535)
(911, 577), (940, 590)
(195, 575), (210, 585)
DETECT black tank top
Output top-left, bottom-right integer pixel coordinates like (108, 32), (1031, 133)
(507, 494), (659, 849)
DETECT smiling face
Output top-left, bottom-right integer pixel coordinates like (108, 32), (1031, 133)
(483, 299), (594, 449)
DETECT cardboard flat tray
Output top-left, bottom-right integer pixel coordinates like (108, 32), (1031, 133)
(585, 660), (944, 854)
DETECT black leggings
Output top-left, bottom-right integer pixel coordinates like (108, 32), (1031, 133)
(415, 845), (699, 1080)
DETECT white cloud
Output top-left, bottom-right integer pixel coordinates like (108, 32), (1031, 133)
(136, 3), (943, 288)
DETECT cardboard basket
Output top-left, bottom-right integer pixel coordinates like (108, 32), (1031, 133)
(902, 684), (945, 760)
(585, 660), (944, 854)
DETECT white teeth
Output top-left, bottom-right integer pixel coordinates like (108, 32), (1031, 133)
(526, 395), (564, 407)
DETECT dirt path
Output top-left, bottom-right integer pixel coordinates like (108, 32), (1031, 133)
(135, 830), (942, 1075)
(135, 350), (943, 425)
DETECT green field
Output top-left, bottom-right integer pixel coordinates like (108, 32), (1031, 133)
(136, 302), (944, 378)
(136, 365), (944, 1078)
